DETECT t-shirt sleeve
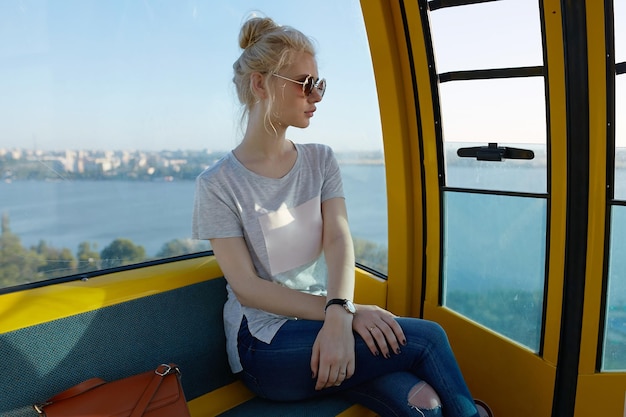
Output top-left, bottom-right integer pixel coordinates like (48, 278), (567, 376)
(321, 146), (345, 202)
(192, 172), (243, 240)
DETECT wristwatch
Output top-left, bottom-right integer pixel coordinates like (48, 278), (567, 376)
(324, 298), (357, 315)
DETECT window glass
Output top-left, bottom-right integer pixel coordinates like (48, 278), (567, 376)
(445, 143), (547, 194)
(429, 0), (547, 349)
(428, 0), (543, 73)
(0, 0), (386, 290)
(603, 205), (626, 371)
(341, 161), (388, 274)
(439, 78), (547, 193)
(439, 78), (547, 144)
(615, 0), (626, 200)
(615, 0), (625, 64)
(442, 191), (547, 352)
(616, 76), (626, 200)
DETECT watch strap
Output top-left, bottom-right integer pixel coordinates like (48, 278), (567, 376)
(325, 298), (354, 313)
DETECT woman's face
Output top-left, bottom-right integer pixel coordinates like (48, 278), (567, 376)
(269, 51), (323, 130)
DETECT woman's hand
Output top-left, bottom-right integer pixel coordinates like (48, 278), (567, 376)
(310, 309), (355, 390)
(352, 304), (406, 358)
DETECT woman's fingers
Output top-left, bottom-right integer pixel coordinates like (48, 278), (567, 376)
(379, 314), (407, 351)
(315, 363), (352, 389)
(331, 367), (350, 387)
(368, 320), (396, 358)
(354, 305), (407, 358)
(311, 322), (355, 390)
(386, 315), (407, 344)
(360, 328), (382, 357)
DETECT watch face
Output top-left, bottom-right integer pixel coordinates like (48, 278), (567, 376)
(344, 300), (356, 314)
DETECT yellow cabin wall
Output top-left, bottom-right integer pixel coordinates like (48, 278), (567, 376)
(0, 257), (222, 334)
(360, 0), (421, 318)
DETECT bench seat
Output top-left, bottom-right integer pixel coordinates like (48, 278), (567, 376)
(0, 256), (382, 417)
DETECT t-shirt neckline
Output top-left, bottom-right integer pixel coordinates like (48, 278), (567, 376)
(229, 141), (301, 181)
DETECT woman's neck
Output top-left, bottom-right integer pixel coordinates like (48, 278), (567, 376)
(238, 103), (290, 156)
(234, 123), (297, 178)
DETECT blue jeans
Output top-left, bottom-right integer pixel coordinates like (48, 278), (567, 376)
(237, 317), (480, 417)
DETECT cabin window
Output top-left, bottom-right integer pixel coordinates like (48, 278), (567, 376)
(0, 0), (387, 291)
(604, 207), (626, 371)
(439, 78), (547, 194)
(428, 0), (547, 352)
(602, 0), (626, 371)
(615, 0), (626, 65)
(428, 0), (543, 73)
(613, 61), (626, 202)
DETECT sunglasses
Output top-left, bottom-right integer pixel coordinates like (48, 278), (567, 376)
(272, 73), (326, 98)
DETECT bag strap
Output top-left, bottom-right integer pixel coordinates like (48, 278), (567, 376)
(129, 364), (180, 417)
(34, 378), (107, 414)
(48, 378), (107, 402)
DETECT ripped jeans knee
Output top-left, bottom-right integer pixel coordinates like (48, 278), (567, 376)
(407, 381), (443, 417)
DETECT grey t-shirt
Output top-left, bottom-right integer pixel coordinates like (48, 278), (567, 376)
(192, 142), (344, 372)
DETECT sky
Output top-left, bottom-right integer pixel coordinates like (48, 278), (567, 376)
(0, 0), (624, 152)
(0, 0), (381, 152)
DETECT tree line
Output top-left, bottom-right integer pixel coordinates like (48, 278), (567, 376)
(0, 213), (210, 289)
(0, 212), (388, 290)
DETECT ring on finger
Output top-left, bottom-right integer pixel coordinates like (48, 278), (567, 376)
(369, 326), (376, 332)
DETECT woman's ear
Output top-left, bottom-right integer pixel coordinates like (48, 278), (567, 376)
(250, 72), (268, 100)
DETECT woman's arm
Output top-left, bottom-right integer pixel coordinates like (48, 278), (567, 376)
(321, 197), (355, 303)
(310, 197), (357, 390)
(320, 197), (406, 367)
(210, 236), (327, 320)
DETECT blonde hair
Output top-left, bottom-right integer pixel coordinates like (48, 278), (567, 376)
(232, 17), (316, 130)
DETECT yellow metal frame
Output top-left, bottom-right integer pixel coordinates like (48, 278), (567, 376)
(360, 0), (421, 317)
(575, 1), (626, 416)
(542, 0), (568, 369)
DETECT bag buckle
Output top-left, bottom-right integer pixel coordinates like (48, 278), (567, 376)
(33, 402), (50, 415)
(155, 363), (179, 377)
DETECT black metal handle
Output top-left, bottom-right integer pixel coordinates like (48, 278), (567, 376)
(457, 143), (535, 161)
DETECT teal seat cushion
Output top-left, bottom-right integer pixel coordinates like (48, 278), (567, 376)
(0, 278), (232, 417)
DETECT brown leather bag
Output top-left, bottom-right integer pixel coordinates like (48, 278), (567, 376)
(33, 364), (191, 417)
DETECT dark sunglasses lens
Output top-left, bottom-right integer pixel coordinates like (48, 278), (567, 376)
(317, 79), (326, 97)
(303, 76), (315, 96)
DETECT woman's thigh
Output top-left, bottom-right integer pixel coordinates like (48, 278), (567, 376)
(237, 318), (326, 400)
(237, 317), (449, 400)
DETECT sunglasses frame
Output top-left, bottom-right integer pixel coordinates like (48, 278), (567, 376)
(272, 73), (326, 97)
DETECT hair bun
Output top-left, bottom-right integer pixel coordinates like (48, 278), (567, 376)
(239, 17), (278, 49)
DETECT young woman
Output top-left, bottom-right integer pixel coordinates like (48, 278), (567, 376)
(193, 16), (492, 417)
